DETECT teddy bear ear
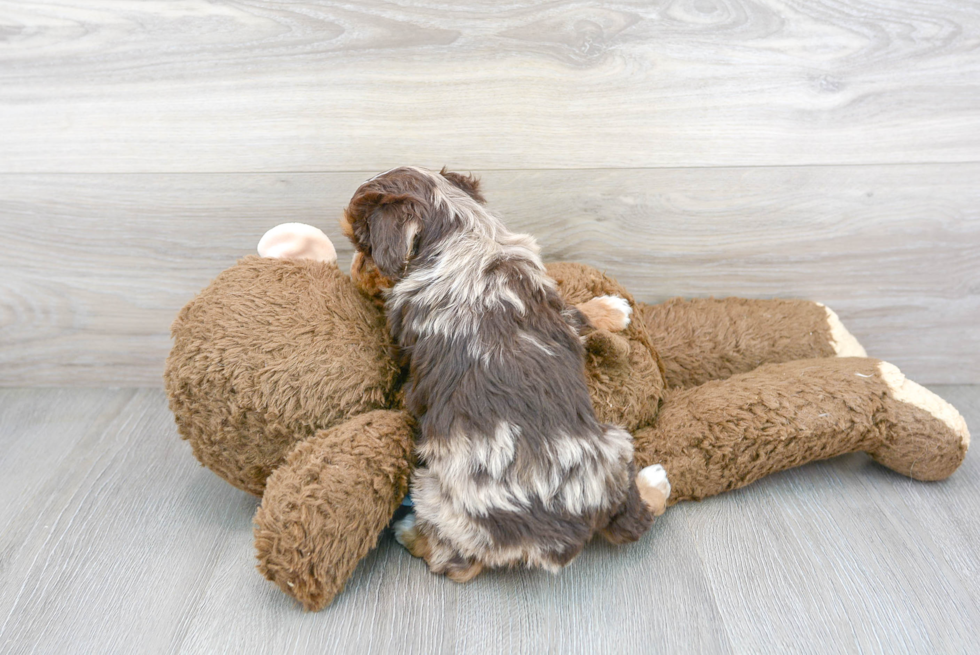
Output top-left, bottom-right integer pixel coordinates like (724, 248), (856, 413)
(257, 223), (337, 265)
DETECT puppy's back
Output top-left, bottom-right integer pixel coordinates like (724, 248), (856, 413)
(403, 255), (639, 568)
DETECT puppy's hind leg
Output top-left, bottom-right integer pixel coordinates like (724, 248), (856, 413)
(598, 463), (668, 544)
(442, 553), (485, 583)
(393, 511), (429, 559)
(636, 464), (671, 516)
(394, 512), (484, 582)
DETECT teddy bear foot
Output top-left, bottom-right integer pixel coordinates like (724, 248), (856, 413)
(636, 464), (671, 516)
(871, 361), (970, 481)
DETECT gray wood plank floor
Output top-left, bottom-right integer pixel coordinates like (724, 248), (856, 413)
(0, 386), (976, 654)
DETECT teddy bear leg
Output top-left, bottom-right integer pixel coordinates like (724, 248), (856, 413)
(253, 410), (414, 611)
(636, 297), (866, 388)
(393, 512), (484, 583)
(632, 357), (969, 504)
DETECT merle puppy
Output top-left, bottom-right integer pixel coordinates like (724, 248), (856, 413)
(342, 166), (668, 582)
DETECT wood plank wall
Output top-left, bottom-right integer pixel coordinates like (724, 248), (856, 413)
(1, 1), (978, 385)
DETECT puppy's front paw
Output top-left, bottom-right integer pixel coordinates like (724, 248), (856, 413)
(636, 464), (671, 516)
(578, 295), (632, 332)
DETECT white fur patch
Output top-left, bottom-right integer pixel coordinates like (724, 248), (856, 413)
(499, 285), (526, 314)
(636, 464), (670, 516)
(519, 332), (555, 357)
(547, 432), (597, 470)
(393, 512), (419, 550)
(637, 464), (671, 497)
(394, 231), (543, 341)
(595, 426), (635, 465)
(878, 362), (970, 448)
(817, 303), (867, 357)
(472, 422), (519, 479)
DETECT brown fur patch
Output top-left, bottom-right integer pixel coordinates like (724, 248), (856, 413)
(339, 211), (354, 239)
(164, 256), (401, 496)
(254, 410), (414, 611)
(597, 463), (656, 543)
(445, 560), (485, 583)
(636, 480), (668, 517)
(439, 166), (485, 204)
(400, 523), (433, 561)
(638, 297), (836, 389)
(350, 251), (393, 302)
(546, 262), (666, 433)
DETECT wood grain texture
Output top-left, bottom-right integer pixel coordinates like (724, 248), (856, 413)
(0, 386), (976, 654)
(2, 165), (977, 386)
(0, 388), (258, 654)
(1, 0), (979, 172)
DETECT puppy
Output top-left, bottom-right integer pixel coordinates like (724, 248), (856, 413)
(342, 166), (668, 582)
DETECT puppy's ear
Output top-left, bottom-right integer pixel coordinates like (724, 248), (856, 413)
(370, 206), (421, 280)
(351, 191), (423, 280)
(440, 167), (486, 204)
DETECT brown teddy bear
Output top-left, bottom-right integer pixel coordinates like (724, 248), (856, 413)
(165, 223), (970, 611)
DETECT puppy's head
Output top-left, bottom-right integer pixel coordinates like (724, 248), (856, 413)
(342, 166), (485, 286)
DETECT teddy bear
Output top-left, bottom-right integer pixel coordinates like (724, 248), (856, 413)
(165, 222), (970, 611)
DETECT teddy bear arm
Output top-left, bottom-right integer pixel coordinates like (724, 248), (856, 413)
(633, 357), (969, 504)
(253, 409), (415, 611)
(636, 297), (866, 389)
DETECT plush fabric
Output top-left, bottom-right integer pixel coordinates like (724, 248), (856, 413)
(166, 255), (970, 611)
(254, 410), (414, 610)
(546, 263), (666, 432)
(638, 297), (836, 389)
(635, 357), (968, 503)
(165, 256), (400, 495)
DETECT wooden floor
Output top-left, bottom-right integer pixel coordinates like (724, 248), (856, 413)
(0, 385), (976, 654)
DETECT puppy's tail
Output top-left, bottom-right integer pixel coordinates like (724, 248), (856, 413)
(598, 461), (668, 544)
